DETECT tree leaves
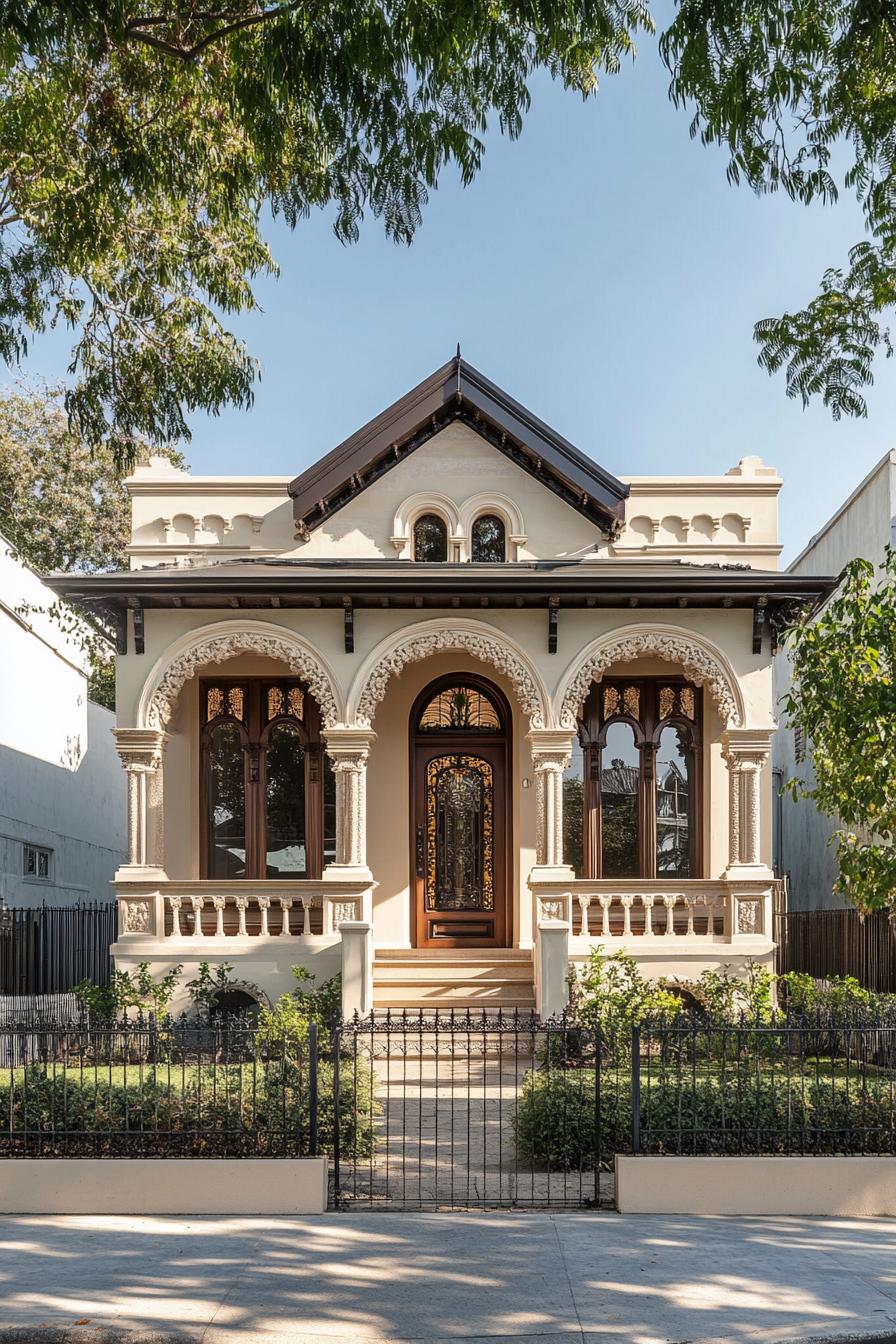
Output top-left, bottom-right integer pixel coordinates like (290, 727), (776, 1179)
(0, 0), (652, 464)
(784, 547), (896, 913)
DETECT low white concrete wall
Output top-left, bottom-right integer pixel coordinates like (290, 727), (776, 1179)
(0, 1157), (328, 1215)
(616, 1155), (896, 1216)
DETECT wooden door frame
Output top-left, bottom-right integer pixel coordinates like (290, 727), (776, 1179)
(408, 673), (512, 949)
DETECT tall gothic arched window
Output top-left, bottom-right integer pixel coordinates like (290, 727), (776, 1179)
(561, 678), (702, 879)
(471, 514), (506, 562)
(201, 679), (336, 879)
(413, 513), (448, 562)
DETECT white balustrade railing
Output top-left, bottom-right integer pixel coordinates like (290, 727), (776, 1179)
(535, 883), (728, 942)
(116, 881), (372, 942)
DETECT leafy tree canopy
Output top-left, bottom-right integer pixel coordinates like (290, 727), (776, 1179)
(0, 0), (649, 465)
(0, 379), (183, 707)
(784, 549), (896, 914)
(0, 379), (184, 572)
(2, 1), (894, 464)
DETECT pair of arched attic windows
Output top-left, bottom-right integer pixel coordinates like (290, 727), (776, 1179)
(413, 513), (506, 563)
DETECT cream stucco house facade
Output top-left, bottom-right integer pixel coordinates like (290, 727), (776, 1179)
(51, 356), (835, 1017)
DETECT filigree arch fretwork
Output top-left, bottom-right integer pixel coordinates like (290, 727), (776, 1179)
(557, 628), (744, 730)
(140, 625), (341, 731)
(351, 624), (548, 728)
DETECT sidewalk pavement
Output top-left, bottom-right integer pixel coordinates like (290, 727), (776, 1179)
(0, 1212), (894, 1344)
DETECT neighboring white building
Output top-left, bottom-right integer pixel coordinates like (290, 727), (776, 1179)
(773, 450), (896, 911)
(50, 355), (835, 1016)
(0, 536), (126, 907)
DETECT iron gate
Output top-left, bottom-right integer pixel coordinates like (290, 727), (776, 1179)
(329, 1011), (624, 1210)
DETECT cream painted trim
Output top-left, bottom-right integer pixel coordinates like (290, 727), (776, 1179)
(553, 622), (747, 729)
(0, 1158), (328, 1214)
(136, 618), (344, 730)
(126, 477), (291, 497)
(346, 617), (551, 728)
(392, 493), (461, 557)
(615, 1155), (896, 1217)
(457, 493), (526, 545)
(623, 478), (782, 494)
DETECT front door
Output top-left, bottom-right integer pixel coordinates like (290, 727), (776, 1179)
(410, 678), (509, 948)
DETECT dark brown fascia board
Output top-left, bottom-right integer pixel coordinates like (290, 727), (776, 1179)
(47, 566), (838, 608)
(286, 355), (628, 535)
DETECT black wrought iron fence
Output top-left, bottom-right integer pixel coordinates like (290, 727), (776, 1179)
(0, 1015), (351, 1158)
(633, 1014), (896, 1156)
(0, 903), (116, 994)
(2, 1010), (895, 1210)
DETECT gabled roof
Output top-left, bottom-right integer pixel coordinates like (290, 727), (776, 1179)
(287, 353), (629, 538)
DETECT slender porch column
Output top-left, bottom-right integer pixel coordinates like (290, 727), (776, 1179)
(113, 728), (167, 879)
(323, 726), (377, 881)
(722, 727), (775, 942)
(528, 728), (577, 880)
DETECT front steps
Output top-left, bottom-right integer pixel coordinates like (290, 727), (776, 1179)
(372, 948), (535, 1012)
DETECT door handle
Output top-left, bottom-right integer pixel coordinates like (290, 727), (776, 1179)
(415, 824), (425, 878)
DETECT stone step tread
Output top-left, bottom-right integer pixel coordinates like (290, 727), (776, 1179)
(373, 987), (535, 1003)
(372, 1000), (536, 1013)
(374, 949), (532, 962)
(373, 970), (534, 986)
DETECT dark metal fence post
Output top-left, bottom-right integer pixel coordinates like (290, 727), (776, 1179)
(631, 1023), (641, 1155)
(331, 1024), (341, 1203)
(308, 1021), (319, 1157)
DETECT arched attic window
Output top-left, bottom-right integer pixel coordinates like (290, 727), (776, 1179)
(413, 513), (448, 562)
(471, 514), (506, 563)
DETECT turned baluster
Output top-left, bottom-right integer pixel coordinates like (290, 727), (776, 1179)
(212, 894), (226, 938)
(258, 893), (271, 937)
(235, 894), (249, 937)
(578, 895), (592, 938)
(620, 894), (634, 937)
(599, 894), (612, 937)
(642, 893), (654, 936)
(279, 896), (293, 936)
(685, 895), (696, 938)
(301, 895), (313, 936)
(663, 893), (678, 936)
(190, 895), (205, 937)
(169, 894), (183, 938)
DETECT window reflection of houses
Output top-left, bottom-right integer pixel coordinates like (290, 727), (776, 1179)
(656, 757), (690, 876)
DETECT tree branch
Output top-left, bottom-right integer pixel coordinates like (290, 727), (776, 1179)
(124, 2), (303, 60)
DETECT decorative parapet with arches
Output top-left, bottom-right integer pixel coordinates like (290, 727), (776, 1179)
(139, 623), (342, 731)
(556, 627), (745, 730)
(350, 622), (548, 729)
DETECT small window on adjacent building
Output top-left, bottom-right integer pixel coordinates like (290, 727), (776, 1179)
(413, 513), (449, 562)
(23, 844), (51, 879)
(471, 514), (506, 563)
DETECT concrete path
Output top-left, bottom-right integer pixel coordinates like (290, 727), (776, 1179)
(0, 1213), (895, 1344)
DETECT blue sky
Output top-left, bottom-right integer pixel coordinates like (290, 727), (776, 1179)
(24, 35), (896, 564)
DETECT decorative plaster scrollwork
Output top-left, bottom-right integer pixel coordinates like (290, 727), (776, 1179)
(122, 900), (151, 934)
(559, 632), (742, 730)
(355, 630), (546, 728)
(737, 900), (759, 935)
(146, 633), (339, 729)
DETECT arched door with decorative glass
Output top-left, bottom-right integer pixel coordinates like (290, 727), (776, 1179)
(410, 676), (510, 947)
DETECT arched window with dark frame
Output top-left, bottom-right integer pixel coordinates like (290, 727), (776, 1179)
(413, 513), (448, 562)
(200, 678), (335, 880)
(471, 514), (506, 563)
(562, 677), (702, 879)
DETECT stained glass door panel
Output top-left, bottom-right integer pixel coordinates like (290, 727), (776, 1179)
(413, 745), (507, 947)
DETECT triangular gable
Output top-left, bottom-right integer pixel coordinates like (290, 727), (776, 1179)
(288, 353), (628, 539)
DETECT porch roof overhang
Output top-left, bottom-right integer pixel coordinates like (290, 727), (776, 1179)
(47, 558), (839, 649)
(286, 354), (629, 537)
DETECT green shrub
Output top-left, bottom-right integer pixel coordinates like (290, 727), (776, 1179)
(0, 1056), (377, 1159)
(255, 967), (342, 1049)
(512, 1066), (896, 1167)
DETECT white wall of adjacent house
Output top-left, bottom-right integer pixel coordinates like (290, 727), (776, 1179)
(0, 536), (125, 907)
(773, 450), (896, 911)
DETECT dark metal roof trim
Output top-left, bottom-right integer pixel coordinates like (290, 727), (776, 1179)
(286, 355), (629, 537)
